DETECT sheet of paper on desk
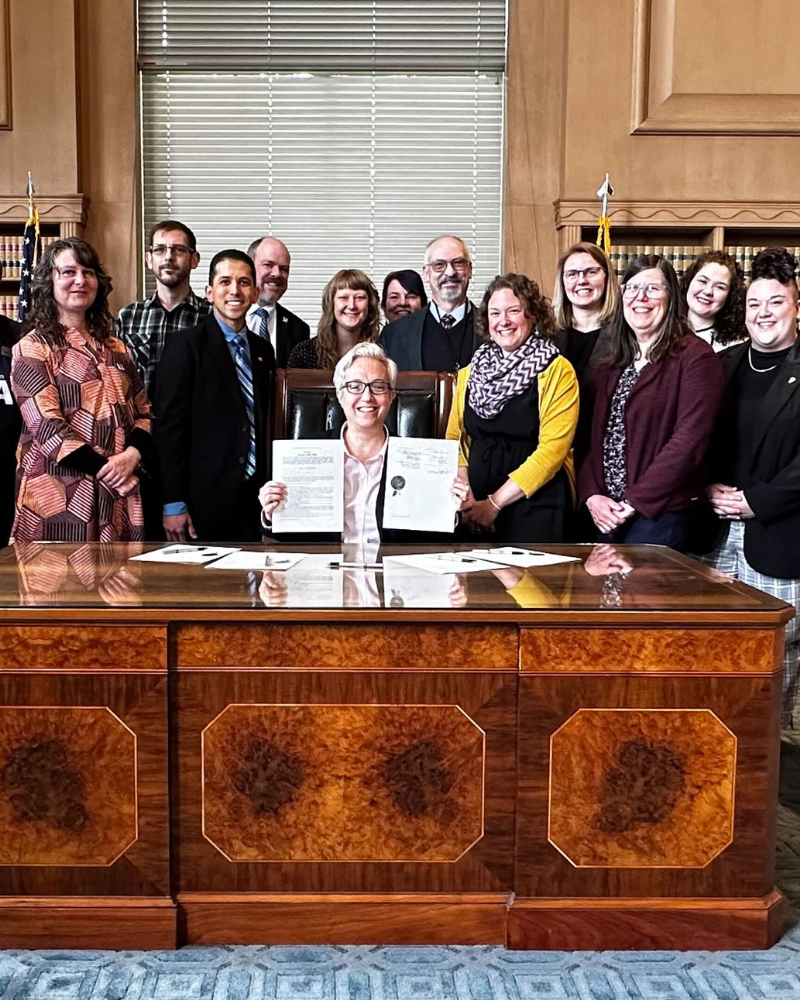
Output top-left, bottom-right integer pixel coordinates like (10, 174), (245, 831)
(464, 547), (581, 568)
(130, 544), (241, 564)
(272, 440), (344, 533)
(382, 438), (459, 534)
(205, 551), (308, 572)
(383, 552), (500, 574)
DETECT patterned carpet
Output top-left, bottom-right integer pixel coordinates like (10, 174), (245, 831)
(1, 737), (798, 1000)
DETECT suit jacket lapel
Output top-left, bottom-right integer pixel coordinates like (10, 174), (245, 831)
(750, 338), (800, 459)
(207, 316), (248, 415)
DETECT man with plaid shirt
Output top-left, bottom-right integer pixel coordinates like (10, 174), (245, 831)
(115, 220), (211, 398)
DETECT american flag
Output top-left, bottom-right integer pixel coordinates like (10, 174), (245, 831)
(18, 174), (40, 323)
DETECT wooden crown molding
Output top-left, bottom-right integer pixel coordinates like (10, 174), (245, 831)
(0, 194), (88, 225)
(555, 200), (800, 230)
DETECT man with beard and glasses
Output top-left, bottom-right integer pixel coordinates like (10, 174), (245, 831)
(245, 236), (309, 368)
(116, 220), (211, 537)
(381, 235), (480, 371)
(116, 220), (211, 398)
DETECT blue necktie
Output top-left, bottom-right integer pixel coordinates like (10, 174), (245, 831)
(255, 306), (270, 342)
(233, 333), (257, 478)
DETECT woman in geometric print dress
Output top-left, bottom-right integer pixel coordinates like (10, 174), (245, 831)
(10, 238), (154, 542)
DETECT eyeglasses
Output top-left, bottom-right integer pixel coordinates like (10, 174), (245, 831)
(342, 379), (392, 395)
(55, 265), (97, 282)
(150, 244), (193, 257)
(426, 258), (469, 275)
(564, 266), (604, 282)
(622, 282), (668, 299)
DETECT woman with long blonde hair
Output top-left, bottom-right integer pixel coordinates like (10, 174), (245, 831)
(287, 269), (381, 369)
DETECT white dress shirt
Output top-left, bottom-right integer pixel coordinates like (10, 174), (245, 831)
(342, 423), (389, 564)
(246, 303), (276, 355)
(430, 301), (468, 325)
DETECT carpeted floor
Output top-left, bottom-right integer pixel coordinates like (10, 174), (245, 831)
(1, 735), (799, 1000)
(1, 936), (800, 1000)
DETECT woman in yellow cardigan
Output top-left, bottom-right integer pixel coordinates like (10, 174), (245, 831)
(446, 273), (579, 542)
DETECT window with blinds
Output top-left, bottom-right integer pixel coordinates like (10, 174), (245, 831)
(138, 1), (506, 329)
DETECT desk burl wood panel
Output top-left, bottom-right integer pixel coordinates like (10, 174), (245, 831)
(0, 542), (790, 950)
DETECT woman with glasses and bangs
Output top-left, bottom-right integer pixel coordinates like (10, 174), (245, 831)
(260, 342), (466, 557)
(287, 269), (381, 369)
(577, 255), (724, 551)
(10, 238), (154, 543)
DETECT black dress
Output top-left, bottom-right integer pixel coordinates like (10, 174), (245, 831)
(464, 382), (571, 543)
(0, 316), (21, 545)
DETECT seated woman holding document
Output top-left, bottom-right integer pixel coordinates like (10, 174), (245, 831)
(259, 342), (467, 560)
(446, 273), (579, 543)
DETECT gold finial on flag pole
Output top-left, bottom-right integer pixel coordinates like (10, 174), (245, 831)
(596, 173), (614, 255)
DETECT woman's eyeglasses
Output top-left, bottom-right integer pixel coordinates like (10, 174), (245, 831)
(622, 282), (667, 299)
(342, 380), (392, 395)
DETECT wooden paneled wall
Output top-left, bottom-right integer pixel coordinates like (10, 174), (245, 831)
(3, 1), (800, 308)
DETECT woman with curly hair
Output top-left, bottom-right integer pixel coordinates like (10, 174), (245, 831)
(680, 249), (746, 351)
(446, 272), (579, 542)
(578, 255), (724, 550)
(287, 269), (380, 369)
(10, 238), (153, 542)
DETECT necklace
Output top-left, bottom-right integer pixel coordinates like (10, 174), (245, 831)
(748, 346), (778, 373)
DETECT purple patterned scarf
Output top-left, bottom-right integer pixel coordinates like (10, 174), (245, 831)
(468, 336), (559, 419)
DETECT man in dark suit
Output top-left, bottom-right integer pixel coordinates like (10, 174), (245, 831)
(380, 235), (481, 371)
(246, 236), (309, 367)
(0, 313), (21, 544)
(154, 249), (276, 543)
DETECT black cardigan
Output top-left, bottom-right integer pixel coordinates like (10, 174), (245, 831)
(692, 338), (800, 578)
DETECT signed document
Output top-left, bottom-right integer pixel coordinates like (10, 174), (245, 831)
(272, 440), (344, 533)
(383, 438), (459, 534)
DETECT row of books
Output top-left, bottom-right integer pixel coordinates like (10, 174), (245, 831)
(0, 236), (58, 281)
(609, 244), (800, 281)
(0, 296), (19, 320)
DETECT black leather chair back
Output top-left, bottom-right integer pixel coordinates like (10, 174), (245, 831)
(274, 371), (455, 440)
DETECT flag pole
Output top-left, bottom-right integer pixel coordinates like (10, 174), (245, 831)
(18, 172), (40, 322)
(595, 173), (613, 255)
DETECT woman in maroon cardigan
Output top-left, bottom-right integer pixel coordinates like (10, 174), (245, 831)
(577, 255), (724, 550)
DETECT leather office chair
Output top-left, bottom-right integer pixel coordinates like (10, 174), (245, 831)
(274, 370), (455, 440)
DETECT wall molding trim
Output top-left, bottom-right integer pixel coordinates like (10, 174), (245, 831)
(555, 200), (800, 230)
(630, 0), (800, 135)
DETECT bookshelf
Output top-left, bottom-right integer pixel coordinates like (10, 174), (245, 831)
(0, 194), (87, 320)
(554, 200), (800, 282)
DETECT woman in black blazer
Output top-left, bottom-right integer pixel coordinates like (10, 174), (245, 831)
(694, 248), (800, 726)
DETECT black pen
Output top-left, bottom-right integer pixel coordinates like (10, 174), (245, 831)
(328, 561), (384, 570)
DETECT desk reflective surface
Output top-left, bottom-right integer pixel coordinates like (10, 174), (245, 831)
(0, 541), (790, 618)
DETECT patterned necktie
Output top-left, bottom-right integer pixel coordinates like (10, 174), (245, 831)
(256, 306), (270, 341)
(232, 334), (257, 478)
(440, 313), (455, 330)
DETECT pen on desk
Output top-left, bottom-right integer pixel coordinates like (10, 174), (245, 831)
(328, 561), (384, 570)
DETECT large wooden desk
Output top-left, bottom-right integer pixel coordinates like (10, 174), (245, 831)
(0, 542), (791, 951)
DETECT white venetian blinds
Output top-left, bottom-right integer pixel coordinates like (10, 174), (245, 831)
(138, 1), (506, 327)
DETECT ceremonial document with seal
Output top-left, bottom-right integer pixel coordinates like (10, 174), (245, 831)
(272, 440), (344, 533)
(383, 438), (459, 534)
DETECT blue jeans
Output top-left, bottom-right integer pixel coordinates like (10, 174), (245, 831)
(598, 507), (691, 552)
